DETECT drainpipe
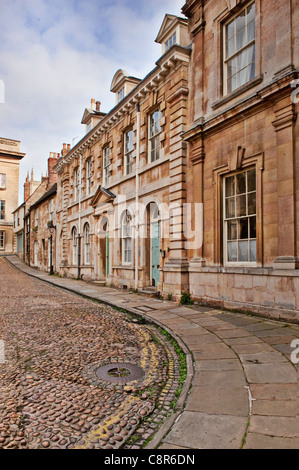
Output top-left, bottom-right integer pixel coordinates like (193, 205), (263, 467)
(135, 103), (141, 290)
(78, 154), (82, 279)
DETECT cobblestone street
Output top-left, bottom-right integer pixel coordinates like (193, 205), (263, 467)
(0, 258), (181, 449)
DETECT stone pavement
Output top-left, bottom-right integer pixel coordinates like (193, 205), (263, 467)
(4, 256), (299, 449)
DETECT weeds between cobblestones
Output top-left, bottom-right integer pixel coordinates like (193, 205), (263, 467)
(0, 258), (188, 450)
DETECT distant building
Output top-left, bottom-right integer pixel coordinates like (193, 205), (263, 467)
(23, 153), (58, 272)
(0, 137), (25, 255)
(12, 202), (25, 259)
(13, 169), (44, 260)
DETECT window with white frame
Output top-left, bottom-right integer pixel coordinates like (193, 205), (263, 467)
(74, 168), (79, 201)
(224, 168), (256, 265)
(84, 223), (90, 265)
(0, 174), (6, 189)
(72, 227), (77, 265)
(0, 231), (4, 250)
(0, 201), (5, 220)
(224, 1), (255, 95)
(124, 129), (134, 175)
(149, 110), (162, 163)
(165, 31), (176, 51)
(103, 147), (111, 187)
(86, 159), (92, 195)
(122, 211), (132, 264)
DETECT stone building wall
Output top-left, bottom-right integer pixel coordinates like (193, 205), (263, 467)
(0, 138), (25, 254)
(182, 0), (299, 322)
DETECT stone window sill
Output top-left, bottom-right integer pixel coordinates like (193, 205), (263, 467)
(212, 75), (264, 111)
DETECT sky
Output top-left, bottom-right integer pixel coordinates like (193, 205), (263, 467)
(0, 0), (185, 204)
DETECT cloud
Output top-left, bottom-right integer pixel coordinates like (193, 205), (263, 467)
(0, 0), (185, 203)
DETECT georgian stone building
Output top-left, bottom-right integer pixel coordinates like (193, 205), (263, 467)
(182, 0), (299, 321)
(54, 15), (191, 294)
(0, 138), (25, 255)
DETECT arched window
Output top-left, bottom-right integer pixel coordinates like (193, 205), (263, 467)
(72, 227), (77, 265)
(122, 211), (132, 264)
(84, 223), (90, 265)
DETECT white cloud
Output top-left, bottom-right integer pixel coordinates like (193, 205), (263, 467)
(0, 0), (185, 203)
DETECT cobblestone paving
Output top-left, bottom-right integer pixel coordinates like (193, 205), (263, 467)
(0, 258), (182, 449)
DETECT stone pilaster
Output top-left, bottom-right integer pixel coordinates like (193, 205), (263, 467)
(60, 175), (70, 267)
(272, 99), (298, 269)
(162, 86), (189, 296)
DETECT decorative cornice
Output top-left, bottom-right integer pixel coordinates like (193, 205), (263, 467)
(191, 19), (206, 37)
(183, 71), (299, 141)
(166, 86), (189, 104)
(272, 103), (297, 132)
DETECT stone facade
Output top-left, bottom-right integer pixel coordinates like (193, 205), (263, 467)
(19, 5), (299, 322)
(0, 138), (25, 255)
(182, 0), (299, 321)
(54, 15), (191, 293)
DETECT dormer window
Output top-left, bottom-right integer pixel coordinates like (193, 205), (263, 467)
(165, 31), (176, 51)
(86, 121), (92, 134)
(117, 87), (125, 103)
(110, 70), (141, 105)
(155, 14), (189, 55)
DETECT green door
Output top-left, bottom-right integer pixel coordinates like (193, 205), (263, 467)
(151, 221), (160, 286)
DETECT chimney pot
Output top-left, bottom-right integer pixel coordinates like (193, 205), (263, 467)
(63, 143), (67, 149)
(91, 98), (95, 110)
(96, 101), (101, 111)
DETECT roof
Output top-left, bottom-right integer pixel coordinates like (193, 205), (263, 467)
(12, 202), (25, 214)
(155, 14), (188, 44)
(90, 185), (116, 208)
(29, 183), (57, 211)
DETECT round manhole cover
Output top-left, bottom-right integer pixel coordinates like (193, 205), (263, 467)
(96, 362), (144, 384)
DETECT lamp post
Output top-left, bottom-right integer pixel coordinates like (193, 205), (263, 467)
(48, 221), (56, 275)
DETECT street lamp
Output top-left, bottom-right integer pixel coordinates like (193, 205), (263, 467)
(48, 221), (56, 275)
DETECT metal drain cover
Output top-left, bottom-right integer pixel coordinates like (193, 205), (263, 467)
(96, 362), (144, 384)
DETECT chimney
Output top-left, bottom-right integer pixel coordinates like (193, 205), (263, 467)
(61, 143), (70, 156)
(24, 172), (30, 202)
(96, 101), (101, 111)
(91, 98), (95, 111)
(47, 151), (58, 187)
